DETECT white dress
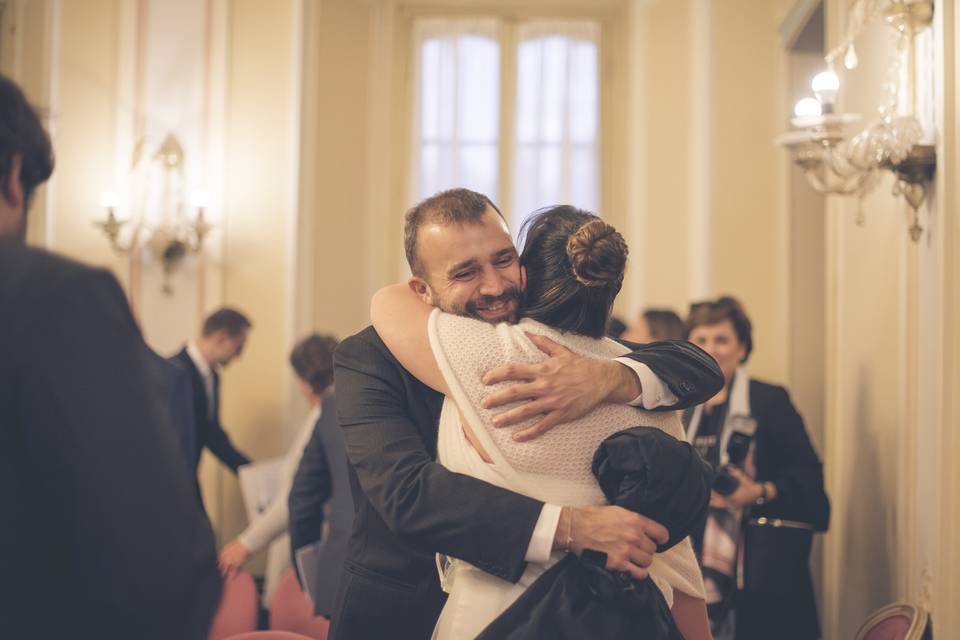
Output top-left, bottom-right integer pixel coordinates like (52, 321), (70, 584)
(426, 310), (706, 640)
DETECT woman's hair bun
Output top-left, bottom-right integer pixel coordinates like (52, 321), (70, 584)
(565, 218), (628, 288)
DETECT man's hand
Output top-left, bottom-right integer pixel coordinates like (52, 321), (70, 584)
(554, 505), (669, 580)
(480, 334), (641, 442)
(218, 539), (250, 575)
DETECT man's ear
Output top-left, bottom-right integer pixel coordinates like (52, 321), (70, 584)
(1, 156), (24, 209)
(408, 276), (434, 305)
(520, 265), (527, 291)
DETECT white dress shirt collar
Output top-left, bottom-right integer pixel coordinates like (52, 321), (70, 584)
(186, 341), (214, 379)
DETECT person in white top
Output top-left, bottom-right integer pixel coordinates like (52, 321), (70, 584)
(371, 205), (713, 639)
(218, 333), (339, 605)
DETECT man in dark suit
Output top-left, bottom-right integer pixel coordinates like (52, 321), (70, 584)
(0, 73), (221, 638)
(288, 392), (355, 617)
(171, 308), (253, 480)
(330, 189), (724, 639)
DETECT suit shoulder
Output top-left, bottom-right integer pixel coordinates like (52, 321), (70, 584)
(749, 379), (794, 414)
(0, 243), (113, 300)
(336, 326), (392, 364)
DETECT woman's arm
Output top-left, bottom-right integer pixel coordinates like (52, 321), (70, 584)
(370, 283), (449, 394)
(672, 591), (712, 640)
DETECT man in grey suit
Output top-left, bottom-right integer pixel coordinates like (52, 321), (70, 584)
(0, 73), (222, 638)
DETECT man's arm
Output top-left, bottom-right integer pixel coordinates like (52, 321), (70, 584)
(206, 418), (251, 472)
(17, 266), (221, 637)
(288, 420), (333, 552)
(482, 337), (724, 440)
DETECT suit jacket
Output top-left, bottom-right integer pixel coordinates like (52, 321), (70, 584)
(150, 352), (198, 471)
(684, 379), (829, 640)
(329, 326), (723, 640)
(288, 394), (355, 616)
(171, 347), (250, 474)
(0, 240), (222, 639)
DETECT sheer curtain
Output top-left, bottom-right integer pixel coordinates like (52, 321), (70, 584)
(512, 21), (600, 233)
(412, 19), (501, 202)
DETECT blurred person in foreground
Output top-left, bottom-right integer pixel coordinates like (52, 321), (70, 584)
(0, 73), (221, 638)
(683, 296), (829, 640)
(622, 308), (686, 344)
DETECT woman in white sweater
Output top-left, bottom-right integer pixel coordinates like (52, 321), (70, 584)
(218, 333), (339, 604)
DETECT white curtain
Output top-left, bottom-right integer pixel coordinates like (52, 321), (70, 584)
(512, 21), (600, 234)
(412, 19), (501, 202)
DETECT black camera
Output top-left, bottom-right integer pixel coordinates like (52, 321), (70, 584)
(712, 417), (756, 496)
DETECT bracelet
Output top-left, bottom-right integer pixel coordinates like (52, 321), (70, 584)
(564, 508), (575, 552)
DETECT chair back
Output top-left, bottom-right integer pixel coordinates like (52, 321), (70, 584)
(208, 570), (259, 640)
(225, 632), (315, 640)
(269, 569), (330, 640)
(855, 603), (932, 640)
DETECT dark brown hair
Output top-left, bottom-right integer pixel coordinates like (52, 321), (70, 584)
(0, 74), (54, 215)
(403, 188), (504, 278)
(642, 309), (685, 341)
(519, 206), (628, 338)
(202, 307), (252, 338)
(686, 296), (753, 363)
(290, 333), (339, 395)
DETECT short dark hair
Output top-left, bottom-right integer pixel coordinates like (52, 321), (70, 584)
(202, 307), (252, 338)
(643, 309), (685, 341)
(519, 206), (628, 338)
(289, 333), (339, 395)
(0, 74), (54, 214)
(403, 188), (504, 278)
(686, 296), (753, 363)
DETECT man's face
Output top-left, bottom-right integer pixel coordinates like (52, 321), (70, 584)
(410, 207), (523, 324)
(687, 319), (746, 384)
(210, 328), (248, 367)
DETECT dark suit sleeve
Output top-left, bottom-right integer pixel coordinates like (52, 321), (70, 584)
(758, 387), (830, 531)
(618, 340), (724, 411)
(288, 421), (333, 553)
(14, 267), (221, 638)
(335, 333), (543, 583)
(206, 418), (251, 472)
(165, 361), (198, 470)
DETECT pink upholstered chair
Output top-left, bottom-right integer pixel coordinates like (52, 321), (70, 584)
(208, 570), (259, 640)
(855, 603), (932, 640)
(225, 632), (315, 640)
(269, 569), (330, 640)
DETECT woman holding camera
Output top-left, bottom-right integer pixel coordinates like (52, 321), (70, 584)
(683, 297), (829, 640)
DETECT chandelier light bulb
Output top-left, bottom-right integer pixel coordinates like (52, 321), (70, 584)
(190, 189), (211, 209)
(812, 71), (840, 110)
(99, 190), (119, 209)
(794, 97), (823, 119)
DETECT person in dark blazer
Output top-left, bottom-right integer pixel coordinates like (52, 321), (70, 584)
(0, 73), (222, 639)
(329, 189), (725, 640)
(683, 296), (829, 640)
(171, 308), (253, 479)
(288, 392), (355, 617)
(151, 351), (198, 472)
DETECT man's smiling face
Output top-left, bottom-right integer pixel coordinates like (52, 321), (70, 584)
(409, 206), (523, 324)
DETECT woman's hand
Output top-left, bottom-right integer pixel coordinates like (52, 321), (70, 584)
(218, 539), (250, 575)
(709, 466), (766, 509)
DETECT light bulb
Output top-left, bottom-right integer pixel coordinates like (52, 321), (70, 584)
(190, 189), (211, 209)
(811, 71), (840, 109)
(99, 191), (119, 209)
(794, 97), (822, 119)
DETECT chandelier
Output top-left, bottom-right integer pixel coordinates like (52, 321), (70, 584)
(776, 0), (935, 242)
(95, 133), (213, 293)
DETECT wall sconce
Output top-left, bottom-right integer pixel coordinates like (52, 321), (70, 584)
(94, 133), (214, 293)
(776, 0), (935, 242)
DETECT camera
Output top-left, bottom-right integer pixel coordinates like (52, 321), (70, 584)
(712, 416), (757, 496)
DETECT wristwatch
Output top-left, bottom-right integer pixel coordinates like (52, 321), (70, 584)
(755, 482), (769, 506)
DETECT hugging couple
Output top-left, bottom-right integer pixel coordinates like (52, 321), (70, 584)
(330, 188), (724, 640)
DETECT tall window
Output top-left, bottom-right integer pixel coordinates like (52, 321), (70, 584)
(413, 19), (600, 233)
